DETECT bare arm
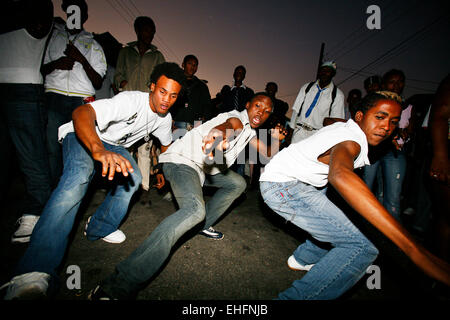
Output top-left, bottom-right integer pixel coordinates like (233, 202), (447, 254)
(249, 123), (288, 162)
(72, 104), (134, 180)
(328, 140), (450, 286)
(429, 75), (450, 184)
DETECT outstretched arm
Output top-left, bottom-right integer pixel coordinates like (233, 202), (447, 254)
(249, 123), (288, 163)
(202, 117), (243, 159)
(327, 140), (450, 286)
(72, 104), (134, 180)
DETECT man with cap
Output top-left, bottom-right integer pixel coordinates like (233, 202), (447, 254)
(288, 61), (345, 143)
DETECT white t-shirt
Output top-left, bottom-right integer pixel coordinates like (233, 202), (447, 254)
(159, 110), (256, 185)
(260, 119), (370, 187)
(58, 91), (173, 148)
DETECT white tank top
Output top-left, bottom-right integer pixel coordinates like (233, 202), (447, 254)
(0, 28), (48, 84)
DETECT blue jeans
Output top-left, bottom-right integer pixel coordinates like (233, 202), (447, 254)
(362, 150), (406, 220)
(260, 180), (378, 300)
(14, 133), (142, 278)
(45, 92), (85, 187)
(100, 162), (246, 299)
(0, 84), (51, 216)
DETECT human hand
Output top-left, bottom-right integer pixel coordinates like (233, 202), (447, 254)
(53, 56), (75, 70)
(429, 155), (449, 185)
(271, 123), (288, 141)
(202, 128), (229, 160)
(120, 80), (128, 89)
(92, 150), (134, 180)
(154, 173), (165, 189)
(64, 41), (86, 64)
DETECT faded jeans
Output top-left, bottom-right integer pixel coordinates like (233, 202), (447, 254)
(14, 133), (142, 278)
(101, 162), (246, 299)
(362, 150), (407, 221)
(260, 180), (378, 300)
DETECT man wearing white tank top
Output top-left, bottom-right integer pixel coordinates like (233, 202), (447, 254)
(0, 0), (54, 244)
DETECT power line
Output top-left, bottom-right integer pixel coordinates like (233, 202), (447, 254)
(336, 15), (445, 86)
(128, 0), (143, 16)
(121, 0), (181, 63)
(325, 0), (397, 59)
(332, 1), (424, 62)
(112, 0), (136, 22)
(105, 0), (132, 26)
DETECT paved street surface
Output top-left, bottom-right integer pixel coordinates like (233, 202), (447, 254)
(1, 172), (449, 305)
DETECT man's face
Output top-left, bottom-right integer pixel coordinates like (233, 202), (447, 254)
(246, 95), (273, 128)
(233, 67), (246, 83)
(383, 74), (405, 95)
(365, 82), (381, 94)
(355, 99), (401, 146)
(149, 75), (182, 116)
(265, 84), (277, 97)
(182, 58), (198, 78)
(137, 24), (155, 47)
(318, 67), (334, 86)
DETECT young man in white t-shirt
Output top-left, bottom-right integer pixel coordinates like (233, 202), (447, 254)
(2, 62), (185, 300)
(260, 91), (450, 299)
(87, 93), (287, 300)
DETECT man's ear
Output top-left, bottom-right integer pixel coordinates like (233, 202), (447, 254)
(149, 83), (155, 92)
(354, 110), (364, 122)
(245, 102), (250, 110)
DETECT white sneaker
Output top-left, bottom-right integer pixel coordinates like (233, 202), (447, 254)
(84, 216), (126, 244)
(287, 255), (314, 271)
(11, 215), (40, 243)
(1, 272), (50, 300)
(102, 230), (126, 244)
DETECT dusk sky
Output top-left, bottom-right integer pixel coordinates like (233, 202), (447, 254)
(54, 0), (449, 116)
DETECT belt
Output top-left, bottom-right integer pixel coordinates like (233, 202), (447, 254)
(296, 123), (316, 131)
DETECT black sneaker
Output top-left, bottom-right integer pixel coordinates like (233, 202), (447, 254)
(88, 285), (117, 300)
(199, 227), (224, 240)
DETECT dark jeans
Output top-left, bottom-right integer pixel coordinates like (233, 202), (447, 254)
(45, 92), (85, 187)
(0, 84), (51, 216)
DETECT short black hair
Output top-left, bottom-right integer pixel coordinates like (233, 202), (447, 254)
(61, 0), (87, 13)
(364, 75), (382, 89)
(150, 62), (186, 87)
(355, 91), (402, 114)
(382, 69), (405, 83)
(182, 54), (198, 65)
(265, 82), (278, 91)
(234, 65), (246, 74)
(348, 88), (362, 98)
(250, 92), (274, 112)
(134, 16), (155, 33)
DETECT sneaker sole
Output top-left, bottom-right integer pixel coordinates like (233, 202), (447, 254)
(101, 236), (126, 244)
(287, 256), (314, 271)
(13, 285), (47, 300)
(11, 235), (31, 243)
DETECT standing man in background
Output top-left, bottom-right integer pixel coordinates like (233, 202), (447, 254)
(0, 0), (54, 243)
(114, 16), (165, 191)
(42, 0), (106, 187)
(288, 61), (345, 144)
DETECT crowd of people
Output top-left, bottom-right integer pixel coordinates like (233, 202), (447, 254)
(0, 0), (449, 300)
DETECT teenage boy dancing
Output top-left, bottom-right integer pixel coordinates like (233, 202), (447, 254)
(88, 93), (287, 299)
(2, 62), (185, 299)
(260, 91), (450, 299)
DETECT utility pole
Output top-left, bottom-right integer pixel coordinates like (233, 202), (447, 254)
(315, 42), (325, 79)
